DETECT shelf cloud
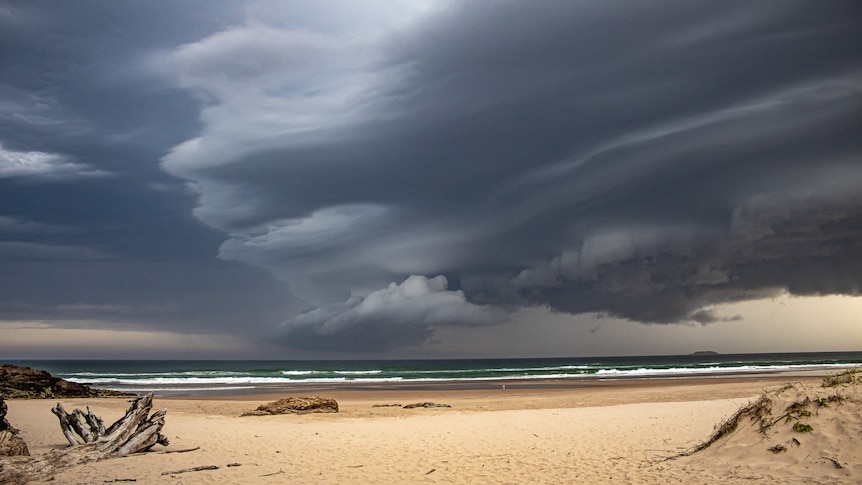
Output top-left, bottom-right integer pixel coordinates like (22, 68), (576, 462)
(2, 1), (861, 354)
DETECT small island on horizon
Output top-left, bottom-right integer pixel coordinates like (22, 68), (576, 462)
(691, 351), (720, 356)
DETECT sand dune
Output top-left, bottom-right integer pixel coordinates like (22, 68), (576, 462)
(673, 370), (861, 484)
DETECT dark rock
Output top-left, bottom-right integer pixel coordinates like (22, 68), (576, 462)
(0, 364), (132, 399)
(402, 402), (451, 409)
(242, 396), (338, 415)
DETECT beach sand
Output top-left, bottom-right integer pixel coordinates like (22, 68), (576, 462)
(4, 374), (859, 484)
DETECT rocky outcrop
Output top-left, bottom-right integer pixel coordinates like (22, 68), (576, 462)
(0, 364), (131, 399)
(242, 396), (339, 415)
(403, 402), (451, 409)
(0, 396), (29, 456)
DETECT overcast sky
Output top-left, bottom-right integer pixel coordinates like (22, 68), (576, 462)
(2, 1), (861, 359)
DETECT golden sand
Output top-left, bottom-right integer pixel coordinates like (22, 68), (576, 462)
(4, 374), (859, 484)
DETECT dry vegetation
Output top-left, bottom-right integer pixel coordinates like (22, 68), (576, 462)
(667, 368), (862, 481)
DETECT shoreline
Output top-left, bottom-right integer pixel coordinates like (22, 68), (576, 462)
(122, 367), (852, 398)
(157, 373), (834, 411)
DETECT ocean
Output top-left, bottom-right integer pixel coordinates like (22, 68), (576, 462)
(9, 352), (862, 396)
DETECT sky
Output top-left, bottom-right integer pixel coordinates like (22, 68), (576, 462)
(1, 1), (861, 359)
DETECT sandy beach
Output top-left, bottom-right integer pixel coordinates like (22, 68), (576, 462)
(3, 373), (859, 484)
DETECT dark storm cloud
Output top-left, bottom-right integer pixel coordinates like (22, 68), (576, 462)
(0, 257), (292, 333)
(3, 1), (861, 354)
(0, 1), (295, 339)
(159, 0), (862, 351)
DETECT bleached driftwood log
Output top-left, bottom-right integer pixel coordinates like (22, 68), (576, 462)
(51, 402), (105, 445)
(0, 396), (29, 457)
(0, 392), (168, 484)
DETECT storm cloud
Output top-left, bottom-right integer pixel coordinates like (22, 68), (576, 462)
(277, 275), (504, 351)
(0, 1), (293, 339)
(158, 1), (862, 350)
(2, 1), (861, 355)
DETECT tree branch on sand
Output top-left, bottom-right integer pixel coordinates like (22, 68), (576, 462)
(0, 392), (168, 484)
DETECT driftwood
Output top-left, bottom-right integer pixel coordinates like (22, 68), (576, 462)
(0, 396), (30, 457)
(161, 464), (219, 475)
(0, 392), (168, 484)
(51, 402), (106, 446)
(159, 446), (200, 454)
(0, 397), (17, 433)
(0, 431), (30, 458)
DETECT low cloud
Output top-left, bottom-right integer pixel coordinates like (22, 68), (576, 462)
(0, 143), (106, 180)
(277, 275), (505, 351)
(0, 216), (77, 235)
(515, 190), (862, 323)
(0, 241), (115, 262)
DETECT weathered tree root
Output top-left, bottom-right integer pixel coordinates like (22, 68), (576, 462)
(0, 392), (167, 484)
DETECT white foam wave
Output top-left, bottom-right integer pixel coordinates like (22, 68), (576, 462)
(67, 362), (861, 390)
(594, 363), (853, 377)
